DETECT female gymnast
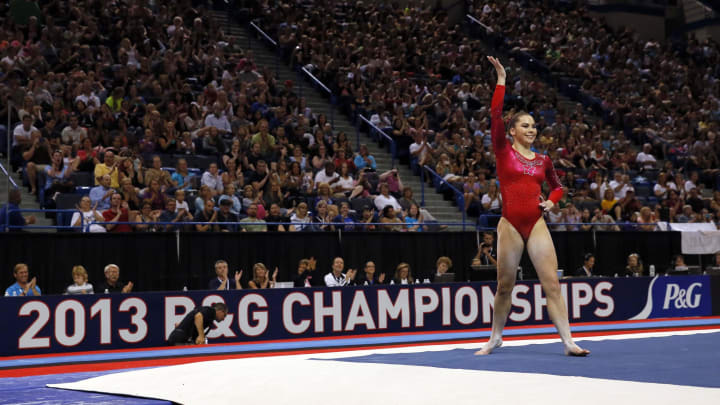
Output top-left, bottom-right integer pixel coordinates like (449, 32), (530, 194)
(476, 57), (590, 356)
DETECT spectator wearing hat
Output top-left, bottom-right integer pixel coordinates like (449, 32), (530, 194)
(214, 198), (238, 232)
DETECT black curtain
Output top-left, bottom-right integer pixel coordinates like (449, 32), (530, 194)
(179, 232), (342, 290)
(339, 232), (478, 281)
(0, 231), (685, 294)
(0, 233), (178, 294)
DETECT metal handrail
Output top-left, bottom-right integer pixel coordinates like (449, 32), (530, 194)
(0, 161), (17, 189)
(299, 67), (335, 127)
(466, 14), (493, 33)
(300, 67), (331, 94)
(248, 22), (277, 47)
(1, 160), (19, 232)
(6, 208), (470, 230)
(423, 165), (466, 230)
(248, 22), (279, 76)
(358, 116), (396, 169)
(5, 208), (668, 231)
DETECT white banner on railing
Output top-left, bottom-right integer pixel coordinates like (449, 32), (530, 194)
(680, 230), (720, 255)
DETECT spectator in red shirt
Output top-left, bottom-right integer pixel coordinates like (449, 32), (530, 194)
(102, 193), (132, 232)
(333, 148), (355, 174)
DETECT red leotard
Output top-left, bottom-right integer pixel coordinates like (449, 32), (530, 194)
(491, 85), (563, 240)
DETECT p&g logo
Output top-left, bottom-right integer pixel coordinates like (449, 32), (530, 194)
(662, 283), (702, 309)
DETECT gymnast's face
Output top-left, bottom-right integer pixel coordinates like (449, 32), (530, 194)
(510, 114), (537, 147)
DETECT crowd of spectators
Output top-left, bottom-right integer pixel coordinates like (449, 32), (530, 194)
(0, 0), (438, 233)
(2, 0), (719, 233)
(252, 0), (720, 230)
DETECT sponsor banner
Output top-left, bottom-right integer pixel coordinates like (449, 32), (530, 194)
(0, 277), (712, 356)
(630, 275), (712, 320)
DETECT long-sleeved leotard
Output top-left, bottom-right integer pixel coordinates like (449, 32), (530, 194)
(491, 85), (563, 241)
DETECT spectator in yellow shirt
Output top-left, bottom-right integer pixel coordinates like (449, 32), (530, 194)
(105, 87), (125, 113)
(94, 150), (120, 188)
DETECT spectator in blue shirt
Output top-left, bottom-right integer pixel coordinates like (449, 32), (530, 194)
(5, 263), (41, 297)
(171, 158), (194, 190)
(0, 189), (36, 232)
(405, 203), (424, 232)
(332, 202), (356, 231)
(354, 144), (377, 171)
(89, 174), (114, 211)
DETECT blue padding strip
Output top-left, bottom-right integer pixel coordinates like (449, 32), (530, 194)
(2, 317), (719, 368)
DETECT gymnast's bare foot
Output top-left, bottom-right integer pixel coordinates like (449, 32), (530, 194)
(474, 339), (503, 355)
(564, 344), (590, 357)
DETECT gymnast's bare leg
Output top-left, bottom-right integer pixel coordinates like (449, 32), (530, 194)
(475, 217), (523, 355)
(526, 218), (589, 356)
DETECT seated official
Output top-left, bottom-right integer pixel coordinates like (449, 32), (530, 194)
(248, 263), (278, 289)
(292, 258), (324, 287)
(623, 253), (644, 277)
(354, 261), (385, 285)
(391, 262), (415, 285)
(432, 256), (453, 283)
(574, 254), (596, 277)
(208, 260), (242, 290)
(324, 257), (357, 287)
(167, 303), (228, 345)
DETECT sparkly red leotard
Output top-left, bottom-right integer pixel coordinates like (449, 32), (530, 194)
(491, 85), (563, 240)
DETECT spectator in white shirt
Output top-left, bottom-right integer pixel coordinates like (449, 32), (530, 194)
(314, 162), (339, 188)
(66, 266), (94, 295)
(409, 132), (432, 166)
(684, 171), (700, 193)
(13, 114), (37, 147)
(481, 181), (502, 213)
(374, 182), (402, 212)
(609, 172), (632, 199)
(204, 102), (232, 135)
(323, 257), (357, 287)
(653, 172), (676, 199)
(60, 114), (87, 147)
(74, 82), (101, 112)
(589, 172), (608, 201)
(201, 162), (224, 196)
(635, 143), (656, 170)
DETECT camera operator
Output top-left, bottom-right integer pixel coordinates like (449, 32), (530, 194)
(474, 232), (497, 265)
